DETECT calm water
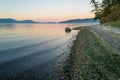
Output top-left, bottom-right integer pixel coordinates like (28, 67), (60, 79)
(0, 23), (80, 80)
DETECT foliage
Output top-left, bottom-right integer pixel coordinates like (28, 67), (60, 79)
(104, 21), (120, 27)
(91, 0), (120, 23)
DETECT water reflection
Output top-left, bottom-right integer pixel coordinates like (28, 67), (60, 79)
(0, 24), (78, 80)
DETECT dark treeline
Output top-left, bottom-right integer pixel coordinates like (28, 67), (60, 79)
(91, 0), (120, 23)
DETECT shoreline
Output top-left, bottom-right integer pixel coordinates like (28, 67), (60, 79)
(63, 26), (120, 80)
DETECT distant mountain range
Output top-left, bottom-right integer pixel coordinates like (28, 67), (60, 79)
(0, 18), (38, 23)
(59, 18), (99, 23)
(0, 18), (99, 23)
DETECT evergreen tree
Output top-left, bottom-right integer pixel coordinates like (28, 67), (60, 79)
(91, 0), (120, 23)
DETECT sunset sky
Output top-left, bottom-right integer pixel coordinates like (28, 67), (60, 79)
(0, 0), (97, 22)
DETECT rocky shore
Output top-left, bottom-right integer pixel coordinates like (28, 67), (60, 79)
(63, 26), (120, 80)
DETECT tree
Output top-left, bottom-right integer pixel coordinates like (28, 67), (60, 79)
(90, 0), (120, 23)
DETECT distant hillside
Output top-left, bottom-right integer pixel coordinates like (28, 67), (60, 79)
(0, 18), (100, 24)
(59, 18), (99, 23)
(18, 20), (37, 23)
(0, 18), (38, 23)
(0, 18), (17, 23)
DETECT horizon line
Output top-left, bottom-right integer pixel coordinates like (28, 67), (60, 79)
(0, 17), (95, 22)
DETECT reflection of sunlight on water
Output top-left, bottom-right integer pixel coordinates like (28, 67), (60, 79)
(0, 24), (79, 43)
(0, 23), (81, 80)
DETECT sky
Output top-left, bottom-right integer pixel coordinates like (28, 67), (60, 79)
(0, 0), (95, 22)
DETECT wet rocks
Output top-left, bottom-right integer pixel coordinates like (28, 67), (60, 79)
(65, 27), (71, 33)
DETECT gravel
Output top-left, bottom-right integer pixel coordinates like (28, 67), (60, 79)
(92, 25), (120, 53)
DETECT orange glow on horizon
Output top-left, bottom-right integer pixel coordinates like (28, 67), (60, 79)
(9, 12), (94, 22)
(0, 0), (95, 22)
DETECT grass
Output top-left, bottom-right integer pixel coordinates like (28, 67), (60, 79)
(104, 21), (120, 27)
(63, 26), (120, 80)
